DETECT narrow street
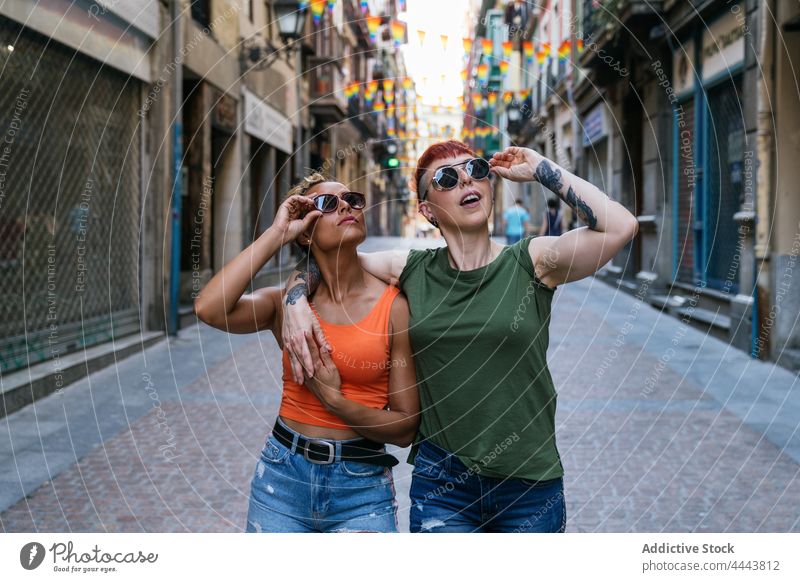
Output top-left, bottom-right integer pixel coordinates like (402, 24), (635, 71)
(1, 237), (798, 533)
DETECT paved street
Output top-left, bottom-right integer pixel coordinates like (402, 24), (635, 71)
(1, 237), (798, 533)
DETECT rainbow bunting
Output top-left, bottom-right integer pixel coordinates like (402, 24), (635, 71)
(502, 41), (513, 59)
(558, 40), (571, 62)
(471, 93), (483, 109)
(366, 15), (381, 40)
(311, 0), (326, 25)
(487, 92), (497, 107)
(481, 38), (493, 57)
(499, 60), (509, 75)
(402, 77), (413, 91)
(502, 91), (513, 104)
(417, 29), (426, 46)
(390, 20), (406, 45)
(522, 40), (534, 59)
(463, 38), (472, 54)
(477, 63), (489, 82)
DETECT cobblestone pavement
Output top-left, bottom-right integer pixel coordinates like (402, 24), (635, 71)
(2, 237), (798, 532)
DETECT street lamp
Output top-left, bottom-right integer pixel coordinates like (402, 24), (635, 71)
(274, 0), (307, 41)
(272, 1), (307, 183)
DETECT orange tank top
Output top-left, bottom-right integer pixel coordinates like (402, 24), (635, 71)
(278, 285), (400, 429)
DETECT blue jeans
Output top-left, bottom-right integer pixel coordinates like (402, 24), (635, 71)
(506, 233), (523, 245)
(409, 439), (566, 533)
(245, 419), (398, 532)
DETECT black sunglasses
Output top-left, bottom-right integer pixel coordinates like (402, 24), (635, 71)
(423, 158), (491, 199)
(311, 191), (366, 213)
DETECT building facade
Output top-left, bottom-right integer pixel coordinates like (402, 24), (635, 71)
(0, 0), (414, 415)
(475, 0), (800, 371)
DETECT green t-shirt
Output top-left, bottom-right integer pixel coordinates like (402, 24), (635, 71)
(398, 235), (564, 481)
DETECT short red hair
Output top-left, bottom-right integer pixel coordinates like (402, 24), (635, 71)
(413, 139), (476, 200)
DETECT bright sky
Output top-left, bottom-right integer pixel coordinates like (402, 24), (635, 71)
(399, 0), (472, 108)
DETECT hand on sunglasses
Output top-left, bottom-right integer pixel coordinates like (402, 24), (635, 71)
(489, 146), (544, 183)
(272, 194), (324, 244)
(422, 158), (491, 200)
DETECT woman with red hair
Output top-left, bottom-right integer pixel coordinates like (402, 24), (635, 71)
(281, 141), (638, 532)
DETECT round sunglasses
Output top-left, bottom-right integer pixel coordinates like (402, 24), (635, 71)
(423, 158), (491, 199)
(310, 191), (366, 213)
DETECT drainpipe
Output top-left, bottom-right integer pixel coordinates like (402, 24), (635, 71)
(751, 0), (776, 357)
(168, 0), (184, 335)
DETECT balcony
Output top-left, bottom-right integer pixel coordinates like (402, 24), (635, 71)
(347, 98), (378, 138)
(580, 0), (664, 70)
(308, 59), (347, 123)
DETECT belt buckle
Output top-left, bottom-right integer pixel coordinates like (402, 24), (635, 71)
(304, 439), (335, 464)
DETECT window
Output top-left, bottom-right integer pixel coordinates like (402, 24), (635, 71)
(190, 0), (211, 29)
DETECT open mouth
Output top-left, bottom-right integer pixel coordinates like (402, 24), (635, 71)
(460, 191), (481, 207)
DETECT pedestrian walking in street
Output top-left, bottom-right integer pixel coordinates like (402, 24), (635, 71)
(281, 140), (638, 533)
(538, 197), (564, 237)
(194, 173), (419, 533)
(503, 198), (531, 244)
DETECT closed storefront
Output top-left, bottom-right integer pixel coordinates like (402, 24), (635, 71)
(671, 5), (746, 293)
(0, 18), (142, 373)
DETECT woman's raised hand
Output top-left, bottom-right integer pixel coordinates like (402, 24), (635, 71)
(272, 195), (322, 244)
(489, 146), (543, 183)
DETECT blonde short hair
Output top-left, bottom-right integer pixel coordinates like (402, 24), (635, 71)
(285, 171), (335, 200)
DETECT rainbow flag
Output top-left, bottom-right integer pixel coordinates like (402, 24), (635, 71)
(366, 15), (381, 40)
(523, 41), (534, 59)
(463, 37), (472, 54)
(471, 93), (483, 109)
(558, 40), (571, 62)
(391, 20), (406, 45)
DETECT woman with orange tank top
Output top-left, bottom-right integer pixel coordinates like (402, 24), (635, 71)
(194, 173), (419, 533)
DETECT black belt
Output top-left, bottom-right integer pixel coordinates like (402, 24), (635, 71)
(272, 420), (398, 468)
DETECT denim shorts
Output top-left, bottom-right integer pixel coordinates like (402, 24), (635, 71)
(245, 418), (398, 533)
(409, 439), (566, 533)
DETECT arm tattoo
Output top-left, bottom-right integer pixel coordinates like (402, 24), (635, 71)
(298, 253), (321, 293)
(285, 283), (308, 305)
(284, 253), (321, 305)
(534, 159), (599, 230)
(533, 159), (564, 192)
(564, 185), (598, 230)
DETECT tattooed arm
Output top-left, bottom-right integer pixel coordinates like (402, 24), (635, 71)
(193, 195), (321, 335)
(489, 146), (639, 289)
(281, 252), (330, 383)
(281, 249), (409, 382)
